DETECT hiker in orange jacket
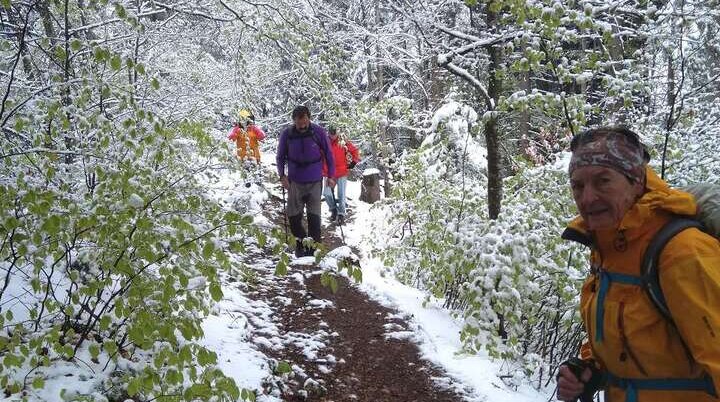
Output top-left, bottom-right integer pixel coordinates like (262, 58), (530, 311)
(322, 126), (360, 225)
(228, 110), (265, 164)
(557, 126), (720, 402)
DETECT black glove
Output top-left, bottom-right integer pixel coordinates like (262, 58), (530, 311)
(347, 161), (356, 169)
(559, 358), (606, 402)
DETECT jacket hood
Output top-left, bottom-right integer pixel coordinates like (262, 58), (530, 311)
(563, 165), (697, 243)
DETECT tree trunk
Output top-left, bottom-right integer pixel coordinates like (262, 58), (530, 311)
(485, 9), (502, 220)
(518, 71), (530, 142)
(38, 1), (57, 46)
(6, 6), (34, 80)
(378, 120), (392, 197)
(661, 53), (675, 179)
(360, 171), (381, 203)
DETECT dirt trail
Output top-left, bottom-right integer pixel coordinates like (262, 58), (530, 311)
(230, 189), (474, 401)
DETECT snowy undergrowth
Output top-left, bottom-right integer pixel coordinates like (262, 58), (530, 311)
(340, 180), (552, 401)
(364, 103), (587, 388)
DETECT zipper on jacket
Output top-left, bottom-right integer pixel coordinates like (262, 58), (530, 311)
(618, 302), (648, 376)
(587, 263), (600, 345)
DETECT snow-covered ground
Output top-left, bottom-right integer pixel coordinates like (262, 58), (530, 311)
(197, 141), (554, 401)
(1, 138), (553, 401)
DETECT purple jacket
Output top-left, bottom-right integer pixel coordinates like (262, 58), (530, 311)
(276, 122), (335, 183)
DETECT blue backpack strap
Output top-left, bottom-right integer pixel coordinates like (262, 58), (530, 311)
(607, 372), (717, 402)
(640, 218), (704, 323)
(596, 271), (643, 342)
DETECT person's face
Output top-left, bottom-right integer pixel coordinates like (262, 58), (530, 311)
(293, 115), (310, 132)
(330, 132), (338, 140)
(570, 165), (644, 231)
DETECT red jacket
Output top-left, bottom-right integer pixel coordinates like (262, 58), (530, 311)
(323, 137), (360, 178)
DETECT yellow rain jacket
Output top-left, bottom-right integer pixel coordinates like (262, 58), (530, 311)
(562, 166), (720, 402)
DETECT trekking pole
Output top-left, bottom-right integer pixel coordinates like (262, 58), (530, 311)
(328, 189), (345, 244)
(281, 186), (289, 244)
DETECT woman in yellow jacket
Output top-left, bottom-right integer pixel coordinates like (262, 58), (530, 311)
(557, 127), (720, 402)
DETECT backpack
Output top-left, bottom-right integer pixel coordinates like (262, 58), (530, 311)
(339, 138), (353, 167)
(641, 183), (720, 323)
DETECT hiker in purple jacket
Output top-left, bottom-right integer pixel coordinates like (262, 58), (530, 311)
(277, 106), (336, 257)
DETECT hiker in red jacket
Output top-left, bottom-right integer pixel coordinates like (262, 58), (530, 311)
(322, 126), (360, 225)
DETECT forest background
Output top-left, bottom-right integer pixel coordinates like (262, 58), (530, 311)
(0, 0), (719, 400)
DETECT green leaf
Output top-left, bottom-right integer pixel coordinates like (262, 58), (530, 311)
(209, 282), (223, 301)
(103, 340), (118, 357)
(229, 240), (245, 253)
(114, 3), (127, 18)
(93, 47), (106, 62)
(64, 305), (74, 316)
(54, 46), (67, 61)
(127, 378), (139, 397)
(197, 348), (217, 366)
(89, 344), (100, 359)
(99, 315), (111, 330)
(3, 353), (23, 368)
(0, 0), (10, 9)
(142, 373), (154, 391)
(202, 242), (214, 259)
(320, 272), (329, 287)
(32, 377), (44, 389)
(274, 260), (287, 276)
(184, 383), (211, 399)
(178, 345), (192, 362)
(329, 276), (338, 294)
(110, 55), (122, 71)
(41, 215), (61, 236)
(63, 344), (74, 358)
(351, 268), (363, 283)
(151, 78), (160, 90)
(276, 361), (292, 374)
(489, 0), (502, 13)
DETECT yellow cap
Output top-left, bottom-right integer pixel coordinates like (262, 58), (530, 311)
(238, 109), (252, 119)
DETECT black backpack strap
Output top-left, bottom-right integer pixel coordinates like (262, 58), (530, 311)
(641, 218), (704, 323)
(287, 126), (323, 166)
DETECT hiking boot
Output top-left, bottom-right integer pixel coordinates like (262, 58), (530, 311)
(330, 209), (338, 222)
(337, 215), (345, 226)
(294, 240), (305, 258)
(294, 246), (305, 258)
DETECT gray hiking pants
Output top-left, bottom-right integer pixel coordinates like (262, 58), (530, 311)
(286, 180), (323, 242)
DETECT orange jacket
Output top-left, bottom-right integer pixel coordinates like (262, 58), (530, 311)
(563, 166), (720, 402)
(322, 137), (360, 179)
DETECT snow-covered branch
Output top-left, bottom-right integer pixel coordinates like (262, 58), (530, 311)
(444, 62), (494, 109)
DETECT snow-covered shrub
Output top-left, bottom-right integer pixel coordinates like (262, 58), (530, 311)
(374, 104), (587, 386)
(458, 161), (587, 386)
(0, 115), (252, 400)
(0, 2), (257, 399)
